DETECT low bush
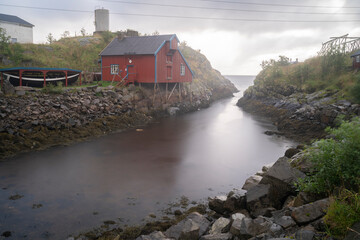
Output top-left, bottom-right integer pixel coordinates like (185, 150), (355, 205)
(298, 117), (360, 194)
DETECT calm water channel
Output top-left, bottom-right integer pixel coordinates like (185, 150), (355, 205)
(0, 76), (295, 239)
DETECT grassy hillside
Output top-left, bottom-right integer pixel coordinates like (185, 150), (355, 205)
(0, 31), (116, 71)
(250, 52), (360, 102)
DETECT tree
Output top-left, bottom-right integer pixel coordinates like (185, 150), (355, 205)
(61, 31), (70, 39)
(152, 30), (159, 36)
(0, 27), (11, 56)
(47, 33), (55, 44)
(80, 27), (86, 37)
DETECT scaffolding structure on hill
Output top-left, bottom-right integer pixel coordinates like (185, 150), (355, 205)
(318, 34), (360, 56)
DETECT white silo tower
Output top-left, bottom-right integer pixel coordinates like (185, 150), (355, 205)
(94, 8), (109, 32)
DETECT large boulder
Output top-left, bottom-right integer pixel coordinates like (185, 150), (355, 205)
(242, 175), (263, 190)
(209, 196), (227, 214)
(164, 212), (210, 239)
(224, 191), (246, 213)
(291, 198), (330, 224)
(209, 217), (231, 234)
(2, 78), (15, 95)
(260, 157), (306, 209)
(246, 184), (271, 214)
(230, 216), (274, 239)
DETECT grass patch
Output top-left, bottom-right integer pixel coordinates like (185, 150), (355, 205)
(324, 189), (360, 238)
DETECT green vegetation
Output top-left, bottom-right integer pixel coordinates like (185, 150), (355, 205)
(252, 50), (360, 102)
(41, 82), (64, 94)
(324, 189), (360, 239)
(295, 118), (360, 239)
(0, 28), (117, 72)
(298, 117), (360, 194)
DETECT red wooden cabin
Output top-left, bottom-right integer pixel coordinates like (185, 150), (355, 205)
(99, 34), (193, 85)
(351, 50), (360, 69)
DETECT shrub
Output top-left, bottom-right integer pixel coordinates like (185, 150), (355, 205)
(298, 117), (360, 194)
(351, 75), (360, 103)
(41, 81), (64, 94)
(324, 189), (360, 238)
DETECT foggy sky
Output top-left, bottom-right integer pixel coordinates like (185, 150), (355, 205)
(1, 0), (360, 75)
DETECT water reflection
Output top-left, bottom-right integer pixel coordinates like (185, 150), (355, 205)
(0, 76), (295, 239)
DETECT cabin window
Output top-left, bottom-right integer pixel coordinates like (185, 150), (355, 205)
(110, 64), (119, 75)
(357, 56), (360, 63)
(167, 66), (172, 80)
(180, 64), (185, 76)
(167, 55), (173, 63)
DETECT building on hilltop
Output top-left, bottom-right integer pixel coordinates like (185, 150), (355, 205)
(0, 13), (34, 43)
(351, 50), (360, 69)
(99, 34), (193, 85)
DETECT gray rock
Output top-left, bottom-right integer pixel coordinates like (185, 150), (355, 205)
(136, 231), (171, 240)
(209, 196), (227, 214)
(16, 90), (26, 96)
(209, 217), (231, 234)
(291, 198), (330, 224)
(242, 175), (263, 190)
(246, 184), (271, 213)
(231, 213), (246, 222)
(2, 78), (15, 95)
(230, 216), (274, 238)
(200, 233), (232, 240)
(224, 192), (246, 212)
(260, 157), (306, 209)
(167, 107), (180, 116)
(344, 221), (360, 240)
(295, 229), (315, 240)
(164, 212), (210, 239)
(274, 216), (296, 229)
(122, 94), (132, 102)
(179, 219), (199, 240)
(269, 223), (283, 236)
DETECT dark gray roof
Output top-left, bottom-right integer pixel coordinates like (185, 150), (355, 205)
(100, 34), (177, 56)
(0, 13), (34, 27)
(351, 50), (360, 57)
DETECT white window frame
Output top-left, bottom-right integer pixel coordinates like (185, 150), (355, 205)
(110, 64), (119, 75)
(356, 55), (360, 63)
(180, 64), (185, 76)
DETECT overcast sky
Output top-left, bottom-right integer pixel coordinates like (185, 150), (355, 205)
(1, 0), (360, 75)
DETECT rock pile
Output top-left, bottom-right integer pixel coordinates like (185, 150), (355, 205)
(135, 152), (330, 240)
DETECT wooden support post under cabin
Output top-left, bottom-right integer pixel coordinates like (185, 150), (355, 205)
(65, 71), (68, 87)
(190, 82), (192, 104)
(168, 83), (177, 101)
(19, 70), (23, 87)
(166, 82), (168, 103)
(1, 73), (3, 90)
(152, 83), (157, 105)
(79, 72), (82, 86)
(139, 82), (141, 89)
(43, 71), (46, 87)
(179, 82), (182, 102)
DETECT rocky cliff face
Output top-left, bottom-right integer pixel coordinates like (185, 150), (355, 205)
(237, 82), (360, 142)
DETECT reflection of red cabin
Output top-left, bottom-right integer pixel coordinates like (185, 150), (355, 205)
(99, 34), (193, 84)
(351, 50), (360, 69)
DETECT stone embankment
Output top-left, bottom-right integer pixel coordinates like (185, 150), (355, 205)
(133, 150), (330, 240)
(237, 86), (360, 142)
(0, 81), (236, 159)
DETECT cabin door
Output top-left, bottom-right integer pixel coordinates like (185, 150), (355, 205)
(125, 65), (136, 82)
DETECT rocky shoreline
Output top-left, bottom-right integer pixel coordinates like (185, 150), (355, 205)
(73, 147), (333, 240)
(0, 81), (236, 160)
(237, 87), (360, 143)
